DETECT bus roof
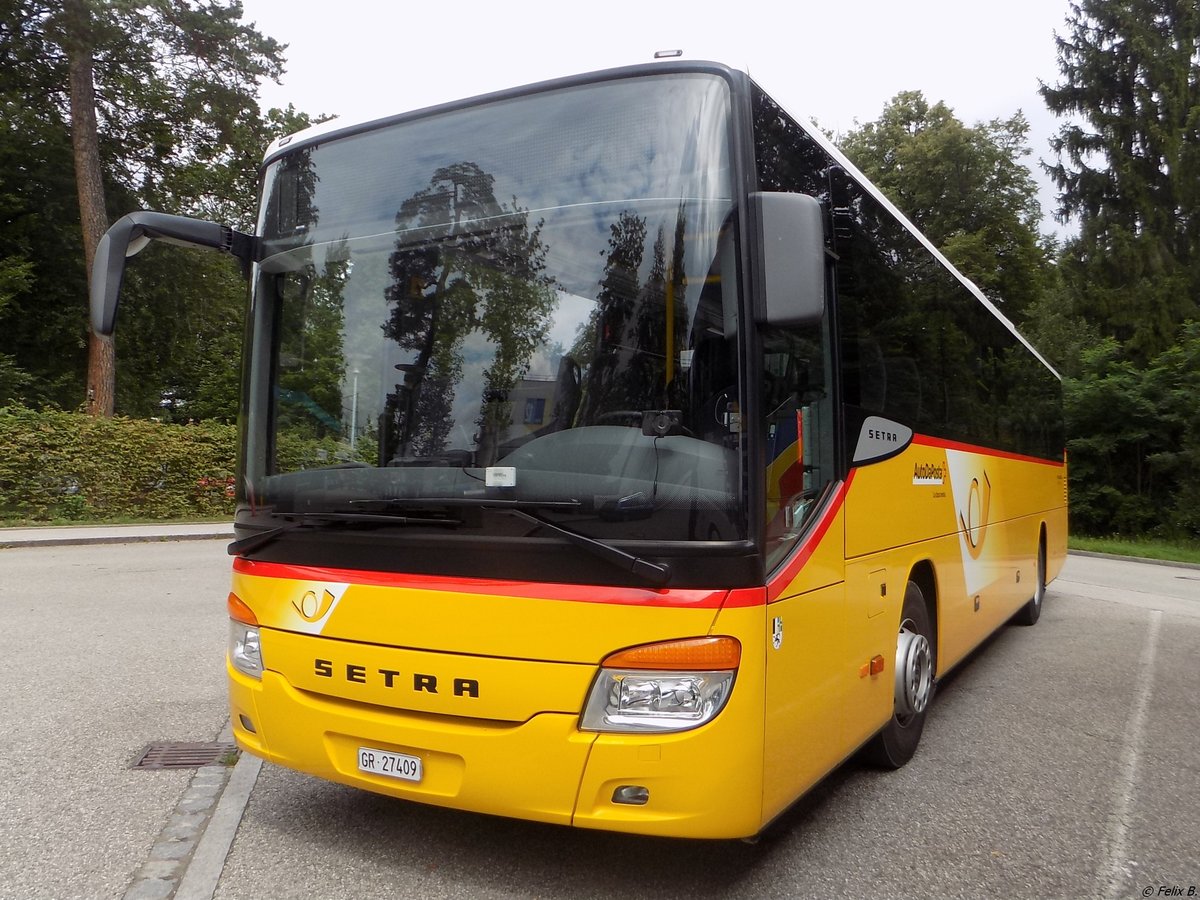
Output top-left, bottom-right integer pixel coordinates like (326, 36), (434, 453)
(260, 60), (742, 168)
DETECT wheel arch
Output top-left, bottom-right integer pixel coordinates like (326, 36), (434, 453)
(907, 558), (939, 669)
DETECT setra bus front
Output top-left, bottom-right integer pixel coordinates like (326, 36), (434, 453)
(222, 64), (800, 840)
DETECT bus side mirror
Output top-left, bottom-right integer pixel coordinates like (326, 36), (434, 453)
(90, 211), (254, 336)
(749, 192), (827, 327)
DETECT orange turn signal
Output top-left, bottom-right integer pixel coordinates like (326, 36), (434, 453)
(227, 592), (258, 626)
(602, 636), (741, 671)
(869, 654), (886, 676)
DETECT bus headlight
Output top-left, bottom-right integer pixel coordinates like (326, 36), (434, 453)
(228, 621), (263, 679)
(227, 592), (263, 679)
(581, 670), (734, 732)
(580, 637), (739, 733)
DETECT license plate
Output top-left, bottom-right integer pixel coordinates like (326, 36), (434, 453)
(357, 747), (422, 782)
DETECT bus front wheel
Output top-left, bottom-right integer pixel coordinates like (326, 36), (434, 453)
(865, 580), (935, 769)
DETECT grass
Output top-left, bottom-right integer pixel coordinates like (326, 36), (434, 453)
(1070, 535), (1200, 565)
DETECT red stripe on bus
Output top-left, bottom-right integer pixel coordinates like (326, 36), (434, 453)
(910, 434), (1065, 467)
(765, 470), (856, 602)
(232, 557), (732, 609)
(721, 586), (768, 608)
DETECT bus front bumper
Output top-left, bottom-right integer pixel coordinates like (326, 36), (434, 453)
(229, 665), (764, 839)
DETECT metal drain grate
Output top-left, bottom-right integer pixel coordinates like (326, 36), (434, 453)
(132, 741), (239, 770)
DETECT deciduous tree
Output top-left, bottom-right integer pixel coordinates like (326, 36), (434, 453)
(839, 91), (1049, 316)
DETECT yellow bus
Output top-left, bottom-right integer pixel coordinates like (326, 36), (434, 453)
(92, 61), (1067, 840)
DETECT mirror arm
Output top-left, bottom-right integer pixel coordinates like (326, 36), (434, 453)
(90, 211), (256, 336)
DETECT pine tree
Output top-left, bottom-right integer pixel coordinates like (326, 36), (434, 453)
(6, 0), (286, 415)
(1040, 0), (1200, 360)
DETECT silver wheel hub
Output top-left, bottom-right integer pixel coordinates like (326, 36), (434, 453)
(894, 621), (933, 719)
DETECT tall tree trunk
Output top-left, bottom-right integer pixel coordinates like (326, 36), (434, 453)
(65, 0), (114, 417)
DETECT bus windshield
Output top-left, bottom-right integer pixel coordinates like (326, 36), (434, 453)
(244, 73), (744, 543)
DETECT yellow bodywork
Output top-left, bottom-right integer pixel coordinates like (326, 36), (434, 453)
(229, 567), (768, 838)
(228, 438), (1065, 839)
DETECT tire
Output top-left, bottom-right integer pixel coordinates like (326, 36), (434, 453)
(1012, 537), (1047, 627)
(864, 580), (935, 769)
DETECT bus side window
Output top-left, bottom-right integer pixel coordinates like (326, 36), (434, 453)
(854, 336), (886, 413)
(761, 319), (836, 571)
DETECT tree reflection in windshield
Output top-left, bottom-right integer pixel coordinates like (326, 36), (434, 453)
(574, 204), (689, 422)
(381, 162), (557, 467)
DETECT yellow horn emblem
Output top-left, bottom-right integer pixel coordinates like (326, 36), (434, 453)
(293, 588), (336, 622)
(959, 472), (991, 560)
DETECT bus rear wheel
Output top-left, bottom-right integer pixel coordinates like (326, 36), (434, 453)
(1012, 537), (1047, 626)
(865, 580), (934, 769)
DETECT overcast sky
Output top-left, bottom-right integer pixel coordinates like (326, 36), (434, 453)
(237, 0), (1077, 236)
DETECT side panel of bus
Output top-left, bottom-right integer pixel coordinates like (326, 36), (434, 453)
(759, 494), (851, 825)
(845, 439), (1066, 678)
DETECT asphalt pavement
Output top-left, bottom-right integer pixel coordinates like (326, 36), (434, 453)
(0, 535), (234, 900)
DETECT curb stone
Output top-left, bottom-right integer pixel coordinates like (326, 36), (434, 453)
(122, 762), (235, 900)
(0, 523), (234, 549)
(1068, 548), (1200, 571)
(122, 720), (262, 900)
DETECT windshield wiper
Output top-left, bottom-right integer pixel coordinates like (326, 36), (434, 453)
(228, 511), (461, 557)
(499, 507), (671, 586)
(231, 501), (669, 586)
(348, 497), (582, 512)
(348, 498), (666, 584)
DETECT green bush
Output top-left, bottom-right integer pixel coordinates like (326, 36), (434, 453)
(1065, 323), (1200, 540)
(0, 407), (237, 522)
